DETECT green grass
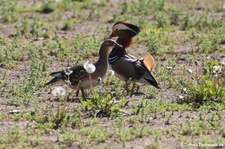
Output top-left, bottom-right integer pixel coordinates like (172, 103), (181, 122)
(0, 0), (225, 148)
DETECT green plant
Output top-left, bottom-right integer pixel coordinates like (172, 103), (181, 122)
(154, 11), (170, 28)
(1, 0), (225, 148)
(14, 19), (30, 37)
(143, 28), (162, 55)
(55, 108), (69, 129)
(81, 92), (126, 117)
(197, 27), (225, 53)
(221, 125), (225, 138)
(36, 1), (55, 14)
(0, 1), (18, 23)
(80, 125), (109, 143)
(166, 6), (189, 30)
(6, 58), (48, 105)
(179, 60), (225, 108)
(189, 13), (223, 31)
(30, 19), (52, 39)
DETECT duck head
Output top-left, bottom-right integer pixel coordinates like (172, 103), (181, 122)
(109, 21), (140, 48)
(101, 39), (122, 49)
(109, 21), (140, 38)
(99, 39), (122, 57)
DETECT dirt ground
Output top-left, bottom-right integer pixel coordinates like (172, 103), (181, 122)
(0, 0), (225, 148)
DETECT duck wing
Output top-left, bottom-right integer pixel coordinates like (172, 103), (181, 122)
(45, 65), (88, 86)
(128, 55), (160, 89)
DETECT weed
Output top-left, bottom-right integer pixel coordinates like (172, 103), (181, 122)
(14, 19), (30, 37)
(1, 0), (225, 148)
(197, 27), (225, 53)
(36, 1), (55, 14)
(5, 58), (47, 105)
(0, 1), (18, 23)
(179, 60), (225, 108)
(0, 45), (18, 68)
(143, 28), (162, 55)
(81, 92), (126, 117)
(80, 125), (109, 143)
(61, 19), (76, 31)
(154, 11), (170, 28)
(189, 13), (223, 31)
(30, 18), (52, 39)
(220, 125), (225, 138)
(167, 6), (189, 30)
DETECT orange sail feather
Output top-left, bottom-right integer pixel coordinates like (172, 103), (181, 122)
(143, 53), (154, 71)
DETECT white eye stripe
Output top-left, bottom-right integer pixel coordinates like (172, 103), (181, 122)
(113, 23), (136, 33)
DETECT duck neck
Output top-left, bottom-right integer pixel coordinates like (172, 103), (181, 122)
(109, 33), (133, 59)
(97, 47), (110, 65)
(116, 34), (133, 49)
(95, 47), (110, 77)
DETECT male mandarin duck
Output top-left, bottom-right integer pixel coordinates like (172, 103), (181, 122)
(46, 39), (122, 97)
(108, 21), (161, 90)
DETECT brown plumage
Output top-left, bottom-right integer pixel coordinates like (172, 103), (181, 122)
(108, 22), (161, 90)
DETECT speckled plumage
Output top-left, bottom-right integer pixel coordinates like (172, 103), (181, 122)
(46, 39), (122, 95)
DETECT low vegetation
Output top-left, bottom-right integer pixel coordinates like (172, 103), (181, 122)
(0, 0), (224, 148)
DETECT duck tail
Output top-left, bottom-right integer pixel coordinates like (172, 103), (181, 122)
(45, 72), (63, 86)
(142, 71), (162, 89)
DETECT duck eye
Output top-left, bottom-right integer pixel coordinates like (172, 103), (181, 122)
(105, 41), (111, 45)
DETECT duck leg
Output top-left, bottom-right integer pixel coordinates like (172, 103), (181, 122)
(76, 89), (80, 97)
(130, 81), (136, 96)
(75, 80), (82, 99)
(136, 85), (140, 93)
(80, 87), (86, 99)
(124, 81), (130, 95)
(125, 81), (129, 90)
(71, 89), (81, 102)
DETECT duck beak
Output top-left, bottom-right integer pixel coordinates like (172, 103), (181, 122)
(108, 33), (114, 38)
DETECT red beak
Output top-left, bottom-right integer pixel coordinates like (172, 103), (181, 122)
(109, 32), (115, 38)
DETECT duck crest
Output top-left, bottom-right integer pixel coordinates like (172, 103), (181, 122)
(114, 21), (141, 35)
(142, 53), (154, 71)
(114, 21), (128, 25)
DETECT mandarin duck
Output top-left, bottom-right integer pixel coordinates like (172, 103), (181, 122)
(46, 39), (122, 97)
(108, 22), (161, 92)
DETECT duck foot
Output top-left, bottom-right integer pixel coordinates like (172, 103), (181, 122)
(130, 84), (142, 96)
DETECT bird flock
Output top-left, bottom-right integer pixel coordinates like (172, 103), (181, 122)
(46, 21), (161, 97)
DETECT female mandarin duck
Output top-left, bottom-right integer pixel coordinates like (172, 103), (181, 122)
(46, 39), (122, 97)
(108, 21), (161, 91)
